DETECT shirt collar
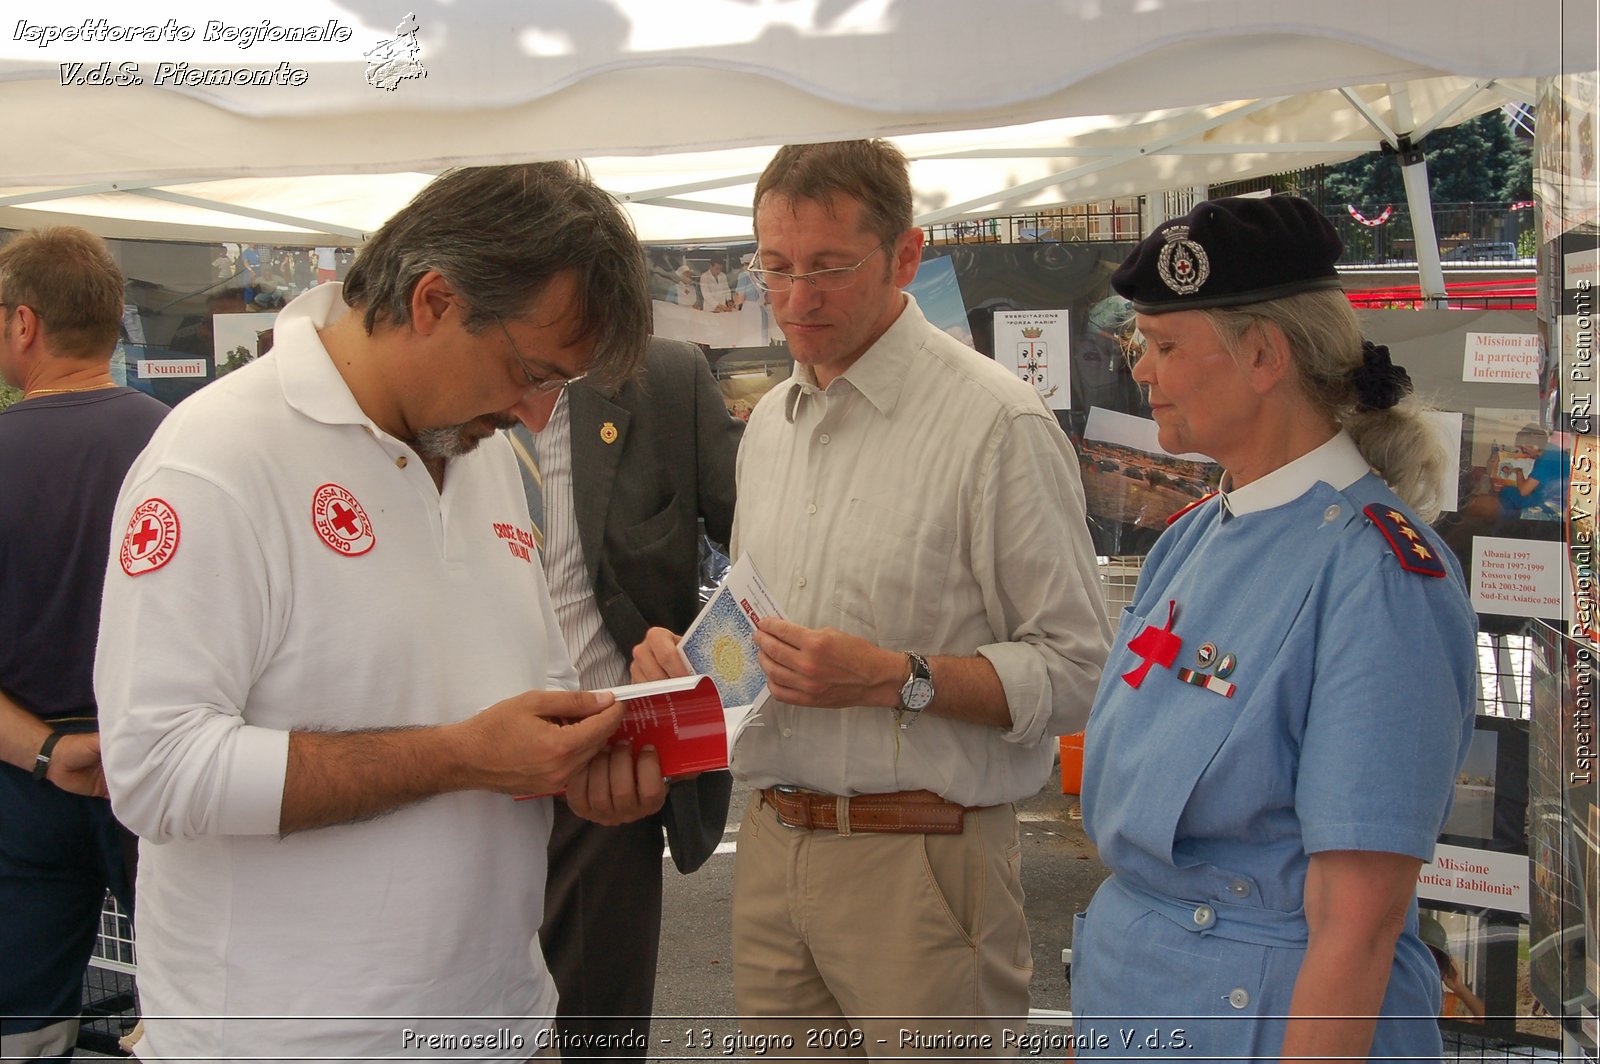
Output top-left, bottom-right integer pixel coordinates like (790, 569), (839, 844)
(1220, 430), (1371, 516)
(785, 293), (923, 422)
(274, 283), (381, 430)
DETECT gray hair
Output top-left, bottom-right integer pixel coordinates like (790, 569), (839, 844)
(1205, 290), (1449, 520)
(342, 163), (650, 387)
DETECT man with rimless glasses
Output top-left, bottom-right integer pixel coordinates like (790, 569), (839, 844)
(95, 164), (660, 1061)
(634, 140), (1110, 1052)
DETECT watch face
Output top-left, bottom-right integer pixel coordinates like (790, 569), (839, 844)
(902, 678), (934, 711)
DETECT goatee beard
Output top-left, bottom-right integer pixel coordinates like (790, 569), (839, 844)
(412, 412), (518, 460)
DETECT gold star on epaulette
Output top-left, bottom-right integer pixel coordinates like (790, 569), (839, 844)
(1362, 503), (1447, 579)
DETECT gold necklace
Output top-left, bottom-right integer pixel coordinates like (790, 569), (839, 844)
(22, 381), (118, 400)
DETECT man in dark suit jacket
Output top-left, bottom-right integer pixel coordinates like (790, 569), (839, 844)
(510, 336), (742, 1061)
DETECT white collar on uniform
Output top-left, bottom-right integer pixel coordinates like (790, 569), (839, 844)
(1220, 430), (1371, 516)
(784, 292), (922, 422)
(272, 283), (376, 430)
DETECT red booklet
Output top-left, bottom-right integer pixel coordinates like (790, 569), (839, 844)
(602, 674), (728, 778)
(517, 675), (727, 799)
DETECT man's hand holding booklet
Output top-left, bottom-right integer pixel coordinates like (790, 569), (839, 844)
(520, 556), (783, 797)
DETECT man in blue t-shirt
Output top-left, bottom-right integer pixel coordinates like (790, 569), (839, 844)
(0, 226), (168, 1058)
(1496, 424), (1570, 521)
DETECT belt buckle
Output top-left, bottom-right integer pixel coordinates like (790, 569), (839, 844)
(771, 785), (804, 828)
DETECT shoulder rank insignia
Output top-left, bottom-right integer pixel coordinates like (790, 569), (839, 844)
(1363, 504), (1446, 578)
(1166, 491), (1219, 526)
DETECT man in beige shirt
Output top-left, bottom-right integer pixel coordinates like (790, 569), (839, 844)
(635, 139), (1109, 1053)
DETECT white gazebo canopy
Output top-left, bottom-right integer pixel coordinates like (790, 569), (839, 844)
(0, 1), (1587, 244)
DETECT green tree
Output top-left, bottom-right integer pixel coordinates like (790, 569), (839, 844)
(219, 345), (255, 376)
(1324, 112), (1530, 205)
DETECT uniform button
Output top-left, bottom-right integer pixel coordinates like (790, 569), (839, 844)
(1227, 988), (1250, 1009)
(1192, 904), (1215, 928)
(797, 577), (807, 588)
(807, 503), (817, 514)
(1228, 879), (1250, 897)
(396, 455), (408, 469)
(819, 433), (831, 445)
(782, 728), (793, 738)
(1322, 504), (1341, 522)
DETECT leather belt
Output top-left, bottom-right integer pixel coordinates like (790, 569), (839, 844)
(760, 787), (987, 835)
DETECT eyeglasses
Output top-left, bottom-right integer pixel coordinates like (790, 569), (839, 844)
(494, 315), (587, 394)
(745, 243), (889, 293)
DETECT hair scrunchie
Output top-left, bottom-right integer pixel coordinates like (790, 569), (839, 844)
(1350, 340), (1413, 411)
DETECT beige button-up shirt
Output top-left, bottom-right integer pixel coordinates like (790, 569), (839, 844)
(731, 296), (1110, 806)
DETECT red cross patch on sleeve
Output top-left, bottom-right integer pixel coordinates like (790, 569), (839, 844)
(1363, 504), (1446, 578)
(120, 498), (181, 576)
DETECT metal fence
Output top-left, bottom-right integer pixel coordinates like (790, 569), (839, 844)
(921, 199), (1536, 270)
(1330, 202), (1536, 266)
(923, 202), (1143, 246)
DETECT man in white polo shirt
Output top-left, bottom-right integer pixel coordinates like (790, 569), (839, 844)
(94, 163), (658, 1062)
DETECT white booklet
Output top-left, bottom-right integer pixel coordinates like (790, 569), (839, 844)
(677, 554), (784, 748)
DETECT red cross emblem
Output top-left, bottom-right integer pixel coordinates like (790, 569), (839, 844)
(311, 483), (375, 556)
(1121, 599), (1182, 688)
(119, 498), (181, 576)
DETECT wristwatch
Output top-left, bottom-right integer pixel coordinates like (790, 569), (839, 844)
(895, 653), (934, 728)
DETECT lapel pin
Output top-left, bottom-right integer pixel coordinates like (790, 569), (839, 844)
(599, 422), (619, 445)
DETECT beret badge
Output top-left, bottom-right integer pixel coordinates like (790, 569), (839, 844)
(1157, 226), (1210, 296)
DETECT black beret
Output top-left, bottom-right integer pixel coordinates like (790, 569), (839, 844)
(1110, 195), (1344, 314)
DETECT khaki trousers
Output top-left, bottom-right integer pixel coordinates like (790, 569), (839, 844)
(731, 793), (1032, 1059)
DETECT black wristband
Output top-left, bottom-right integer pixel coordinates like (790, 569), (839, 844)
(32, 731), (64, 782)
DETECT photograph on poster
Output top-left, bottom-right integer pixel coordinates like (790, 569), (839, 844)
(214, 312), (276, 377)
(646, 243), (768, 351)
(1467, 408), (1569, 523)
(1077, 407), (1219, 548)
(1417, 906), (1488, 1024)
(904, 255), (972, 347)
(717, 363), (787, 422)
(1445, 729), (1499, 842)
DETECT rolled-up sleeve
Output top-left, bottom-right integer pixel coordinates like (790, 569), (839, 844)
(95, 466), (289, 842)
(974, 410), (1111, 745)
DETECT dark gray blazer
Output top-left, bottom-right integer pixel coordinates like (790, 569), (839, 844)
(561, 337), (742, 874)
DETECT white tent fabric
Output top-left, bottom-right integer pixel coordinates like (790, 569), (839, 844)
(0, 0), (1587, 244)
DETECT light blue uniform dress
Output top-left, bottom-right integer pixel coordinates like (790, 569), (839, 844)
(1074, 433), (1477, 1062)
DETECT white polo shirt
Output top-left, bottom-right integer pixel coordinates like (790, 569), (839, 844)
(96, 284), (575, 1061)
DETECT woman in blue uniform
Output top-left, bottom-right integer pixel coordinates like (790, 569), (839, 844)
(1072, 196), (1477, 1062)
